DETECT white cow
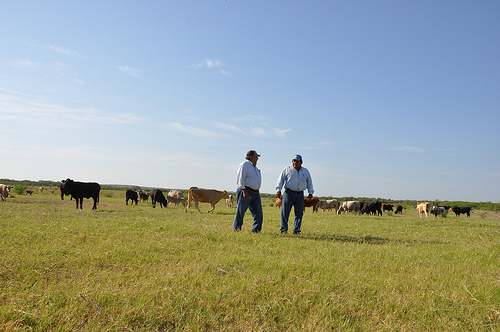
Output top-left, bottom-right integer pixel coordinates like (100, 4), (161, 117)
(337, 201), (361, 215)
(0, 184), (12, 202)
(226, 194), (234, 208)
(417, 202), (430, 218)
(319, 199), (339, 213)
(168, 190), (184, 199)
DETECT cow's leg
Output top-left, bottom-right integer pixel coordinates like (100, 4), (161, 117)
(184, 198), (191, 212)
(194, 201), (202, 214)
(207, 203), (215, 213)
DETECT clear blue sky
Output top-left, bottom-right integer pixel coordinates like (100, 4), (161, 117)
(1, 1), (499, 202)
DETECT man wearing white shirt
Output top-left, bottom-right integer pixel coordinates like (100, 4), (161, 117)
(276, 154), (314, 234)
(233, 150), (263, 232)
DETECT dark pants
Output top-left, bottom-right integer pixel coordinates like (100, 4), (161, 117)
(280, 189), (304, 233)
(233, 188), (263, 232)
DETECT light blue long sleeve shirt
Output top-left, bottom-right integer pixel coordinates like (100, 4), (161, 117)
(276, 165), (314, 195)
(236, 160), (261, 190)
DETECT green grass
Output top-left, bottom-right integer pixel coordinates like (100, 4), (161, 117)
(1, 190), (500, 331)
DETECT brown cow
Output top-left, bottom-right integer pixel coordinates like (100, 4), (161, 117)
(416, 202), (430, 218)
(184, 187), (229, 214)
(304, 197), (320, 213)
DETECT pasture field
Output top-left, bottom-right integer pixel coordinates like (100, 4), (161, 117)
(1, 189), (500, 331)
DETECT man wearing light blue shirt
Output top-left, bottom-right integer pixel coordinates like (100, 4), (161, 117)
(276, 154), (314, 234)
(233, 150), (263, 232)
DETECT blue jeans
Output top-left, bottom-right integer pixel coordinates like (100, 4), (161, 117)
(233, 188), (263, 232)
(280, 189), (304, 233)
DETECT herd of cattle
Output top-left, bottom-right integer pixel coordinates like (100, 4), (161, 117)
(0, 180), (473, 217)
(277, 197), (472, 218)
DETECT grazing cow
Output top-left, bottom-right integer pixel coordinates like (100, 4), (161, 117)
(61, 178), (100, 210)
(150, 189), (168, 208)
(304, 197), (320, 213)
(136, 189), (149, 202)
(167, 195), (184, 207)
(450, 206), (472, 217)
(382, 203), (393, 212)
(184, 187), (229, 214)
(395, 205), (403, 214)
(361, 201), (383, 216)
(26, 190), (34, 195)
(39, 186), (44, 193)
(126, 190), (138, 205)
(416, 202), (430, 218)
(0, 184), (13, 201)
(226, 194), (234, 208)
(275, 197), (282, 208)
(318, 199), (339, 213)
(431, 206), (446, 217)
(168, 190), (184, 199)
(337, 201), (361, 215)
(139, 192), (149, 202)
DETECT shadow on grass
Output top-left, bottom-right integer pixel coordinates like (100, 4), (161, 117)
(296, 233), (445, 245)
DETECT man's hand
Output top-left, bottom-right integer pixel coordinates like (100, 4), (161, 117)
(242, 189), (250, 200)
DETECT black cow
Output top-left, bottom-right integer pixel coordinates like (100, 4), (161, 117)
(431, 206), (446, 217)
(395, 205), (403, 214)
(59, 184), (72, 200)
(150, 189), (168, 208)
(382, 203), (393, 212)
(451, 206), (472, 217)
(138, 191), (149, 202)
(61, 178), (100, 210)
(126, 190), (138, 205)
(361, 201), (382, 216)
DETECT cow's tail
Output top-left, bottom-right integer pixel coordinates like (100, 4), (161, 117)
(188, 187), (197, 200)
(185, 187), (196, 212)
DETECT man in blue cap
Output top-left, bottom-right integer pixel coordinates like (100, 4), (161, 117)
(275, 154), (314, 234)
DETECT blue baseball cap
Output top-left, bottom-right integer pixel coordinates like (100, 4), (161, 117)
(292, 154), (302, 161)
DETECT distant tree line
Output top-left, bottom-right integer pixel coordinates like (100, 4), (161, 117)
(0, 179), (62, 188)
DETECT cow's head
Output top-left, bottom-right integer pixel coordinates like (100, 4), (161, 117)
(61, 178), (74, 192)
